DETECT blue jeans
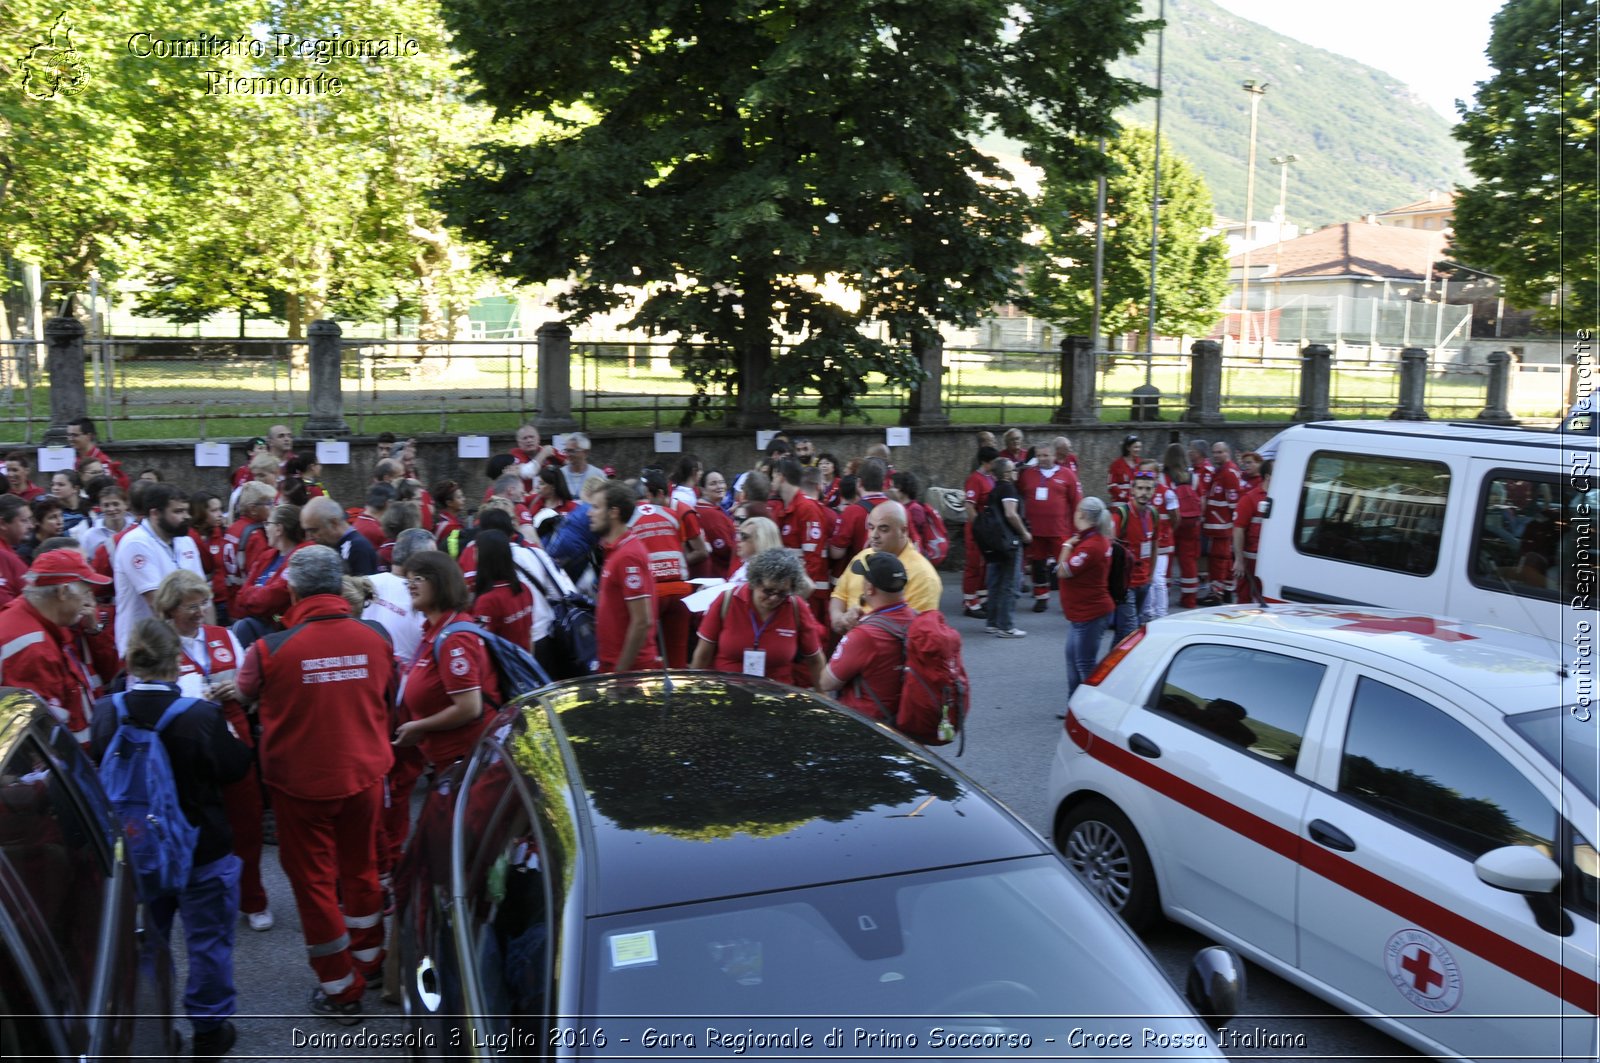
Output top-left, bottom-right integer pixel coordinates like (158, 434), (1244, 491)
(149, 853), (241, 1033)
(985, 551), (1019, 631)
(1065, 611), (1114, 696)
(1114, 584), (1150, 643)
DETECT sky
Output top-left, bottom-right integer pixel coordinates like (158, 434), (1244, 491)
(1211, 0), (1503, 121)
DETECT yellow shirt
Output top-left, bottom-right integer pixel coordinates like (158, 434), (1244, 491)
(831, 543), (943, 615)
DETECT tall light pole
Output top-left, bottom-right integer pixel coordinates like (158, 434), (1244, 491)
(1144, 0), (1166, 384)
(1239, 80), (1268, 351)
(1270, 153), (1298, 257)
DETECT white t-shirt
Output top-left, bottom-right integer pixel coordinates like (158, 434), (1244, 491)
(113, 523), (205, 656)
(363, 571), (425, 667)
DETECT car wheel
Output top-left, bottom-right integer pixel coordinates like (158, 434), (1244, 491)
(1056, 799), (1158, 931)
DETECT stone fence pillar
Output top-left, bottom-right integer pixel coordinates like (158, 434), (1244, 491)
(1294, 343), (1332, 422)
(537, 321), (579, 432)
(1185, 339), (1224, 425)
(1052, 335), (1098, 425)
(904, 332), (950, 426)
(302, 319), (350, 438)
(1390, 346), (1430, 421)
(44, 313), (87, 445)
(1477, 349), (1518, 425)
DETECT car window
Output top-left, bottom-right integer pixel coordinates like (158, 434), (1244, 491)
(1294, 451), (1450, 576)
(1338, 677), (1555, 860)
(458, 742), (549, 1039)
(1148, 644), (1324, 767)
(1470, 472), (1577, 602)
(0, 734), (107, 1018)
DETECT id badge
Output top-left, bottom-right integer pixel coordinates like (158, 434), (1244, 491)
(1034, 486), (1049, 501)
(1140, 541), (1153, 559)
(743, 650), (767, 676)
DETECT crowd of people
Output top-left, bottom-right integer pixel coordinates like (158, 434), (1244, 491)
(0, 415), (1269, 1056)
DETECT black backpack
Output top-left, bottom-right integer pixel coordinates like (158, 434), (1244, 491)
(517, 550), (599, 679)
(1106, 537), (1132, 602)
(972, 490), (1019, 560)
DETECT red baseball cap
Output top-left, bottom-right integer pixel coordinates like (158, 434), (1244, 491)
(27, 550), (112, 587)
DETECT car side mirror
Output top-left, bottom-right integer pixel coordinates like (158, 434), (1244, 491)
(1475, 845), (1572, 937)
(1185, 945), (1245, 1028)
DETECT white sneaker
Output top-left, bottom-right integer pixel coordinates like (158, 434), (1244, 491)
(995, 628), (1028, 638)
(984, 625), (999, 634)
(247, 909), (274, 932)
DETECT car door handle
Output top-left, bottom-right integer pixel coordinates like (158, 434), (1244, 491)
(1308, 819), (1356, 852)
(1128, 733), (1161, 759)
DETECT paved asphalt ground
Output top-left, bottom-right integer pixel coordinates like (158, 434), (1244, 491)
(208, 572), (1416, 1062)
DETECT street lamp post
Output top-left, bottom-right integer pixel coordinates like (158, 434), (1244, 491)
(1239, 81), (1268, 352)
(1267, 153), (1296, 352)
(1130, 0), (1167, 421)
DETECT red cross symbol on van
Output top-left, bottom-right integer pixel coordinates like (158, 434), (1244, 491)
(1329, 613), (1478, 642)
(1400, 947), (1445, 994)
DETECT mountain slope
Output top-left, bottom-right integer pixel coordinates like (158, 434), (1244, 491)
(1113, 0), (1469, 227)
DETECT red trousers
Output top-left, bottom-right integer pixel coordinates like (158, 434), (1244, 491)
(221, 767), (266, 915)
(659, 595), (692, 668)
(1206, 533), (1234, 600)
(962, 525), (987, 605)
(380, 746), (426, 881)
(272, 782), (386, 1004)
(1173, 518), (1202, 606)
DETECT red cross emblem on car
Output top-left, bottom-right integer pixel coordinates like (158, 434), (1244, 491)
(1328, 612), (1479, 642)
(1400, 947), (1445, 994)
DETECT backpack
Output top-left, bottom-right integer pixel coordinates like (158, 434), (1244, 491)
(517, 550), (599, 679)
(435, 621), (554, 703)
(98, 694), (200, 902)
(856, 611), (971, 751)
(1108, 504), (1139, 602)
(1175, 482), (1203, 520)
(911, 501), (950, 564)
(971, 490), (1018, 560)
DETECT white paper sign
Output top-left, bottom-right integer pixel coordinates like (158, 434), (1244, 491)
(885, 427), (911, 447)
(315, 440), (351, 465)
(756, 430), (778, 450)
(653, 431), (683, 454)
(457, 434), (490, 459)
(36, 446), (74, 472)
(194, 442), (230, 468)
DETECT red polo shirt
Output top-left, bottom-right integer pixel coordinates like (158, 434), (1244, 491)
(695, 584), (820, 680)
(1017, 464), (1080, 538)
(401, 612), (501, 767)
(472, 582), (535, 651)
(596, 533), (660, 673)
(827, 603), (915, 721)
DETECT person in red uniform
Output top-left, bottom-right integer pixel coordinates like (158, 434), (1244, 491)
(396, 550), (502, 766)
(232, 504), (310, 637)
(188, 490), (231, 618)
(1201, 441), (1243, 605)
(157, 569), (273, 932)
(771, 458), (832, 624)
(469, 530), (536, 649)
(1111, 474), (1159, 641)
(230, 437), (270, 490)
(1107, 434), (1142, 504)
(351, 483), (393, 553)
(590, 480), (660, 673)
(0, 495), (34, 607)
(222, 482), (274, 615)
(509, 423), (565, 496)
(237, 545), (395, 1022)
(997, 428), (1028, 466)
(1232, 459), (1272, 605)
(1017, 443), (1081, 612)
(1160, 444), (1204, 609)
(691, 549), (823, 685)
(693, 470), (738, 580)
(1058, 496), (1117, 701)
(633, 471), (703, 667)
(819, 554), (915, 722)
(828, 457), (890, 568)
(815, 454), (841, 508)
(0, 550), (105, 749)
(961, 446), (998, 618)
(4, 450), (45, 501)
(66, 417), (129, 490)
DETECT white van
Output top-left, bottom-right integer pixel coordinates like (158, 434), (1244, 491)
(1256, 420), (1597, 639)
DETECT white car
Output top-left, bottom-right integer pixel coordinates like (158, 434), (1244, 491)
(1047, 605), (1598, 1062)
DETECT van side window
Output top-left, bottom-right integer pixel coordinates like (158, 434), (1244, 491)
(1471, 473), (1561, 601)
(1293, 452), (1450, 576)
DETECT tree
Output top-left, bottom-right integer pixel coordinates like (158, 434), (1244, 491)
(436, 0), (1155, 425)
(1024, 124), (1228, 347)
(1452, 0), (1597, 329)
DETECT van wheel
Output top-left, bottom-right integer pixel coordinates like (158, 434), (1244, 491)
(1056, 799), (1158, 932)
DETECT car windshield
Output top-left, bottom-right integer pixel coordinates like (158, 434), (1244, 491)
(580, 856), (1214, 1056)
(1508, 706), (1600, 804)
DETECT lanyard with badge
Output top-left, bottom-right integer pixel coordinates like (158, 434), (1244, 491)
(743, 599), (778, 676)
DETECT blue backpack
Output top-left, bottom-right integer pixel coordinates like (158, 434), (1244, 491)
(98, 694), (200, 901)
(433, 621), (553, 703)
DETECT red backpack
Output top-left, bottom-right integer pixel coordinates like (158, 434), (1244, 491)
(857, 610), (971, 750)
(910, 501), (951, 564)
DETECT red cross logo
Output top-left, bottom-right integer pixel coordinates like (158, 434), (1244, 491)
(1400, 948), (1445, 995)
(1329, 612), (1478, 642)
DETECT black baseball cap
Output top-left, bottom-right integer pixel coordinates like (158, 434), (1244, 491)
(851, 552), (908, 592)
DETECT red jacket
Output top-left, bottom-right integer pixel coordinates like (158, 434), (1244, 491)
(81, 446), (129, 490)
(0, 597), (97, 747)
(232, 542), (312, 620)
(238, 594), (395, 800)
(0, 542), (26, 608)
(190, 526), (229, 603)
(1204, 461), (1243, 536)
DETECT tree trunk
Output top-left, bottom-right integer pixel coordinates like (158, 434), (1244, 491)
(731, 272), (775, 428)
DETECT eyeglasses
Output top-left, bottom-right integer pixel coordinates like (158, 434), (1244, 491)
(405, 576), (429, 587)
(179, 601), (207, 613)
(753, 585), (791, 602)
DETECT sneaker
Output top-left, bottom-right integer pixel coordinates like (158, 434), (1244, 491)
(245, 909), (274, 932)
(1195, 596), (1222, 608)
(962, 606), (986, 619)
(1032, 599), (1048, 613)
(192, 1019), (236, 1060)
(984, 625), (999, 634)
(309, 987), (362, 1025)
(362, 966), (384, 993)
(995, 628), (1028, 638)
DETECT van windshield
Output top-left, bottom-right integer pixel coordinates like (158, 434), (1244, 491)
(1508, 706), (1600, 804)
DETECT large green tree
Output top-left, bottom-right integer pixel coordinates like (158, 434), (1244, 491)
(437, 0), (1154, 424)
(1025, 124), (1227, 346)
(1452, 0), (1597, 329)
